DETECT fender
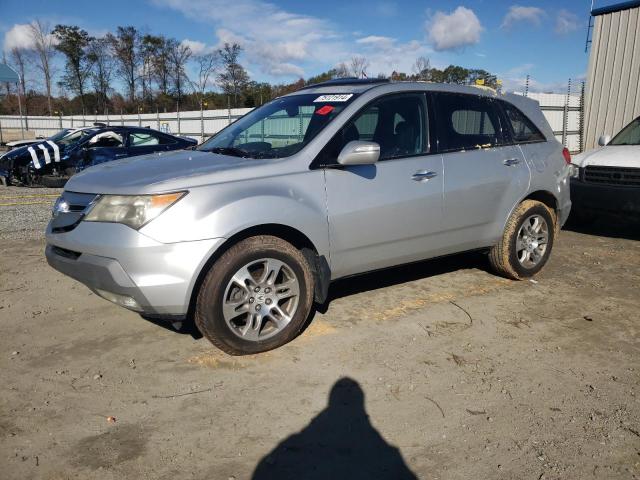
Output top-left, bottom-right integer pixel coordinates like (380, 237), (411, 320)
(140, 173), (331, 261)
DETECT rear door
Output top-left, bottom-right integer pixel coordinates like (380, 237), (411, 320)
(322, 92), (445, 279)
(433, 92), (530, 249)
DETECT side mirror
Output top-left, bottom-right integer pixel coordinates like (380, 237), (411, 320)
(337, 141), (380, 166)
(598, 134), (611, 146)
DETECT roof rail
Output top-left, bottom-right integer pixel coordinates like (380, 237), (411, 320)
(297, 77), (390, 91)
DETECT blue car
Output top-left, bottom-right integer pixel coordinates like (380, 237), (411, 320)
(0, 124), (197, 187)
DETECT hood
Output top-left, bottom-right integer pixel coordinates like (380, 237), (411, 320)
(64, 149), (272, 195)
(1, 139), (58, 160)
(573, 145), (640, 168)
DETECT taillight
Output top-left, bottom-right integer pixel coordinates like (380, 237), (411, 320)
(562, 147), (571, 164)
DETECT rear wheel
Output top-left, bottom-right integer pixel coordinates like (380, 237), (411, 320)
(489, 200), (556, 280)
(195, 235), (314, 355)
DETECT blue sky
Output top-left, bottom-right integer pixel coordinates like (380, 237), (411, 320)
(0, 0), (609, 93)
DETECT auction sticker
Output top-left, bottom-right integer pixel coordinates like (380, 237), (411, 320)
(314, 94), (353, 102)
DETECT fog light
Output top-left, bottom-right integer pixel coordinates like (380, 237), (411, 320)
(95, 289), (143, 312)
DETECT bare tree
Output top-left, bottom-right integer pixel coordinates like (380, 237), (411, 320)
(9, 47), (29, 115)
(191, 51), (218, 106)
(2, 52), (12, 97)
(412, 56), (431, 81)
(87, 37), (114, 114)
(167, 39), (192, 104)
(29, 20), (56, 115)
(349, 56), (370, 78)
(334, 62), (350, 78)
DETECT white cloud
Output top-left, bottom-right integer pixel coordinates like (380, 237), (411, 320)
(555, 9), (580, 35)
(154, 0), (342, 78)
(3, 23), (35, 51)
(427, 6), (483, 51)
(349, 35), (430, 77)
(501, 5), (546, 29)
(3, 22), (59, 53)
(181, 39), (209, 56)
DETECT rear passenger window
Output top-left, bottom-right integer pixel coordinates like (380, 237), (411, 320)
(501, 102), (545, 143)
(130, 132), (160, 146)
(435, 93), (503, 152)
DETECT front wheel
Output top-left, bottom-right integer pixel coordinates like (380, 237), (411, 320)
(489, 200), (556, 280)
(195, 235), (314, 355)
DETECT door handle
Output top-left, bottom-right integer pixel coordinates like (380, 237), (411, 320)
(115, 153), (128, 157)
(503, 158), (520, 166)
(412, 170), (438, 182)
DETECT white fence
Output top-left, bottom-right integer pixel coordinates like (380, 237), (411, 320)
(0, 108), (253, 144)
(0, 92), (584, 152)
(520, 92), (582, 153)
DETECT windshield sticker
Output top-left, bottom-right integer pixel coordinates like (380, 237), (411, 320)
(314, 94), (353, 103)
(315, 105), (335, 115)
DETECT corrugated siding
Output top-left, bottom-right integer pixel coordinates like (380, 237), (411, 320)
(584, 6), (640, 150)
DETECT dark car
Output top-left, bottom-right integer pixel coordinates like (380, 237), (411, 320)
(0, 124), (197, 187)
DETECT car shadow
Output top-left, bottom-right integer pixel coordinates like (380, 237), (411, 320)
(251, 377), (418, 480)
(141, 250), (491, 340)
(563, 212), (640, 241)
(315, 250), (490, 315)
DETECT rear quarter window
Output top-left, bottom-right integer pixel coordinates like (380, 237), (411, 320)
(500, 101), (545, 144)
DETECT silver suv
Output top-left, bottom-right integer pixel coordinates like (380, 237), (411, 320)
(46, 79), (572, 354)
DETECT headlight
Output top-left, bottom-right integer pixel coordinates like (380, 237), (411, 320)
(568, 163), (581, 179)
(84, 192), (186, 229)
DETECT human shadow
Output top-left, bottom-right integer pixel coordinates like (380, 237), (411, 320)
(252, 377), (418, 480)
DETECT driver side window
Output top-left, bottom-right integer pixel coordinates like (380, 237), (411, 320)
(316, 93), (428, 166)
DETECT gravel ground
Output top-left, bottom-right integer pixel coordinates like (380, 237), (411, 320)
(0, 186), (62, 241)
(1, 200), (639, 479)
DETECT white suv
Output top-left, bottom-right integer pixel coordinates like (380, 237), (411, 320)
(570, 116), (640, 222)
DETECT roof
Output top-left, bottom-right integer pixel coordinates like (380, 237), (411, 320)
(0, 63), (19, 83)
(591, 0), (640, 16)
(297, 78), (390, 91)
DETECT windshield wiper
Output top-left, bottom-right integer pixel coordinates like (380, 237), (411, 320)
(206, 147), (252, 158)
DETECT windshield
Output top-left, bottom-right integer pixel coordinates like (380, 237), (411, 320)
(48, 129), (73, 142)
(57, 128), (98, 146)
(609, 117), (640, 146)
(198, 93), (357, 159)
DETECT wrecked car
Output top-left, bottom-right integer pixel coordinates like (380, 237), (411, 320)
(0, 124), (197, 187)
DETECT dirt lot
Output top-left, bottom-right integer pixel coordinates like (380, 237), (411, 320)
(1, 193), (639, 479)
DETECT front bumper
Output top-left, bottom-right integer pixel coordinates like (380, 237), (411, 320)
(570, 178), (640, 216)
(46, 221), (225, 318)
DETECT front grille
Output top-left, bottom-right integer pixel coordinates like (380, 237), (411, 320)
(584, 166), (640, 187)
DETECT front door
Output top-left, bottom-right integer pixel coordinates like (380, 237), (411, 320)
(82, 130), (127, 168)
(322, 93), (445, 279)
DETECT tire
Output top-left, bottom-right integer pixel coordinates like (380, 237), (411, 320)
(488, 200), (556, 280)
(195, 235), (315, 355)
